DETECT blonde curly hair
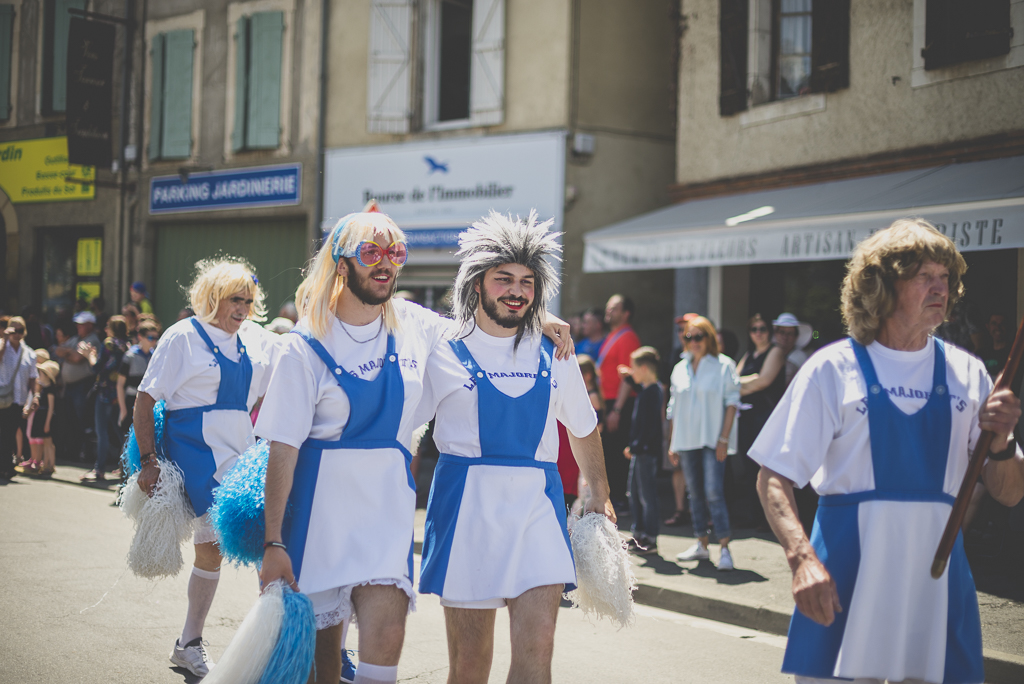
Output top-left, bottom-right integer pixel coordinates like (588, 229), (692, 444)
(841, 218), (966, 345)
(188, 257), (267, 324)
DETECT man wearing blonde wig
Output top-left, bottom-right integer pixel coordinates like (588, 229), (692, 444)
(750, 219), (1024, 684)
(134, 257), (278, 677)
(420, 211), (615, 684)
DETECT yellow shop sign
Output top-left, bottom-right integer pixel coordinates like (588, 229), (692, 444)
(0, 137), (95, 203)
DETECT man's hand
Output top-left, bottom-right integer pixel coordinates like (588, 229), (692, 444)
(980, 388), (1021, 452)
(137, 461), (161, 497)
(584, 493), (617, 524)
(623, 446), (632, 460)
(792, 555), (842, 626)
(606, 410), (620, 433)
(260, 546), (299, 592)
(542, 314), (575, 360)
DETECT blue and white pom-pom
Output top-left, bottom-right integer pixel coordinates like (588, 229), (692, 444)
(564, 512), (637, 628)
(204, 580), (316, 684)
(210, 439), (273, 566)
(118, 400), (195, 579)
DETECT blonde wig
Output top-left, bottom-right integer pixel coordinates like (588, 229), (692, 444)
(295, 212), (406, 340)
(189, 257), (267, 324)
(451, 210), (561, 347)
(685, 316), (720, 357)
(841, 218), (966, 345)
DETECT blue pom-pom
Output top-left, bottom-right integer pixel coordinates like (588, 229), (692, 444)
(256, 586), (316, 684)
(120, 400), (167, 475)
(210, 439), (271, 566)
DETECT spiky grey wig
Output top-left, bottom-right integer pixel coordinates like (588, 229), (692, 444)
(452, 210), (562, 346)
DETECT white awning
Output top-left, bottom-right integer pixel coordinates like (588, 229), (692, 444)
(583, 156), (1024, 273)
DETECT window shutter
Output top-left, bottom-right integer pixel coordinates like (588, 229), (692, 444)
(470, 0), (504, 126)
(52, 0), (87, 112)
(0, 5), (13, 121)
(232, 16), (249, 152)
(810, 0), (850, 92)
(162, 30), (194, 159)
(718, 0), (748, 116)
(149, 33), (165, 159)
(923, 0), (1011, 70)
(367, 0), (413, 134)
(247, 11), (283, 149)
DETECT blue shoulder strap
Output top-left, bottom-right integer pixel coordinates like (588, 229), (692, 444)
(291, 326), (347, 385)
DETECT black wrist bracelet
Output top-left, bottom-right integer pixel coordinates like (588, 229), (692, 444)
(988, 439), (1016, 462)
(264, 541), (287, 551)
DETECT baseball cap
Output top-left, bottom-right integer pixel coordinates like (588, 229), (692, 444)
(73, 311), (97, 324)
(131, 281), (148, 295)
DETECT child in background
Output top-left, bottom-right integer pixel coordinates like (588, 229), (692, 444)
(18, 350), (59, 477)
(621, 346), (664, 555)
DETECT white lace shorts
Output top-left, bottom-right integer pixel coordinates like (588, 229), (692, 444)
(192, 512), (218, 545)
(439, 596), (508, 609)
(308, 577), (416, 630)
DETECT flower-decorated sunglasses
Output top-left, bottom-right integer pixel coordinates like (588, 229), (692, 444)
(342, 240), (409, 268)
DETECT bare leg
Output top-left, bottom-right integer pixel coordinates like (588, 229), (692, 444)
(43, 438), (56, 471)
(350, 583), (409, 683)
(310, 622), (343, 684)
(444, 606), (497, 684)
(506, 584), (562, 684)
(672, 470), (686, 514)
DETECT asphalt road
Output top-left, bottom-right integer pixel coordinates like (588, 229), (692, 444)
(0, 470), (791, 683)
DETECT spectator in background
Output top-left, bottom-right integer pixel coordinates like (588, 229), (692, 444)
(576, 307), (606, 359)
(117, 319), (160, 435)
(54, 311), (100, 460)
(79, 315), (130, 482)
(22, 306), (53, 350)
(263, 317), (295, 334)
(27, 352), (58, 477)
(129, 281), (154, 314)
(772, 312), (812, 386)
(732, 314), (786, 528)
(668, 316), (741, 571)
(121, 303), (140, 343)
(622, 346), (664, 555)
(979, 312), (1011, 379)
(576, 354), (606, 427)
(278, 301), (298, 324)
(599, 294), (641, 512)
(90, 296), (109, 332)
(717, 328), (740, 361)
(0, 317), (39, 479)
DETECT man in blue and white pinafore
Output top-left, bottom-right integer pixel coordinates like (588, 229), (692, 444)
(420, 211), (615, 684)
(751, 219), (1024, 684)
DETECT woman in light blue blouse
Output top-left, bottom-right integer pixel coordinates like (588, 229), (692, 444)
(667, 316), (741, 571)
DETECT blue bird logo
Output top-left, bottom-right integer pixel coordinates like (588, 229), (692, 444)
(424, 156), (449, 174)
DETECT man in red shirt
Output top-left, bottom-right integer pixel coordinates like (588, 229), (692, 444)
(599, 294), (641, 511)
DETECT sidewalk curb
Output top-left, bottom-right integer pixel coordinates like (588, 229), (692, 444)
(634, 583), (1024, 684)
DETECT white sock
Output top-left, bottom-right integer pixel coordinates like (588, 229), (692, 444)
(353, 662), (398, 684)
(180, 566), (220, 646)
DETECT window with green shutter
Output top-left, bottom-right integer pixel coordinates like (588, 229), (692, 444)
(42, 0), (86, 115)
(232, 11), (283, 151)
(149, 29), (195, 160)
(0, 5), (13, 121)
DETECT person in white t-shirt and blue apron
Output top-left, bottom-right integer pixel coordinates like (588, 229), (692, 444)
(134, 258), (276, 678)
(420, 211), (615, 684)
(751, 219), (1024, 684)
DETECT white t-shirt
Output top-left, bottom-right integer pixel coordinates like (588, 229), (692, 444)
(255, 299), (450, 449)
(424, 328), (599, 462)
(138, 318), (278, 411)
(748, 337), (1018, 495)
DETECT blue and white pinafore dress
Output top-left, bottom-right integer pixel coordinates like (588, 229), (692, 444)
(420, 337), (576, 602)
(164, 318), (254, 517)
(784, 338), (983, 684)
(281, 328), (416, 599)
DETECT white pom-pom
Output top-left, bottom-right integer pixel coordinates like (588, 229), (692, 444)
(204, 581), (286, 684)
(564, 512), (637, 629)
(120, 462), (196, 579)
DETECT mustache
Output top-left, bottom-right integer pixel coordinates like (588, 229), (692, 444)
(498, 296), (527, 305)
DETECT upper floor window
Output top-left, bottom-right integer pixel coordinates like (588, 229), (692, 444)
(149, 30), (195, 160)
(0, 4), (14, 122)
(42, 0), (86, 115)
(719, 0), (849, 116)
(232, 10), (284, 151)
(922, 0), (1012, 70)
(367, 0), (505, 134)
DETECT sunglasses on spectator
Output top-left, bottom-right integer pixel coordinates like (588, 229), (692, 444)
(684, 332), (707, 342)
(749, 325), (769, 333)
(7, 327), (24, 335)
(145, 335), (159, 341)
(343, 241), (409, 268)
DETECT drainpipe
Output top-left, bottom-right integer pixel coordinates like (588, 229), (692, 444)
(312, 0), (330, 252)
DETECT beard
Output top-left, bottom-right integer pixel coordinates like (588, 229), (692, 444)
(481, 290), (532, 330)
(345, 259), (397, 306)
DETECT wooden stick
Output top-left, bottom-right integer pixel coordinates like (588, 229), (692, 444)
(931, 313), (1024, 579)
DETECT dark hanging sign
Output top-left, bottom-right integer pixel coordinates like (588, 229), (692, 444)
(66, 17), (115, 168)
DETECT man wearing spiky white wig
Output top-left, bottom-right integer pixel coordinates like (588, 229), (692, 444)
(134, 257), (279, 677)
(419, 211), (615, 684)
(256, 210), (575, 684)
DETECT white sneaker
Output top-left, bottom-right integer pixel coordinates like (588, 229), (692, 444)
(170, 638), (213, 677)
(676, 541), (710, 562)
(718, 547), (734, 571)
